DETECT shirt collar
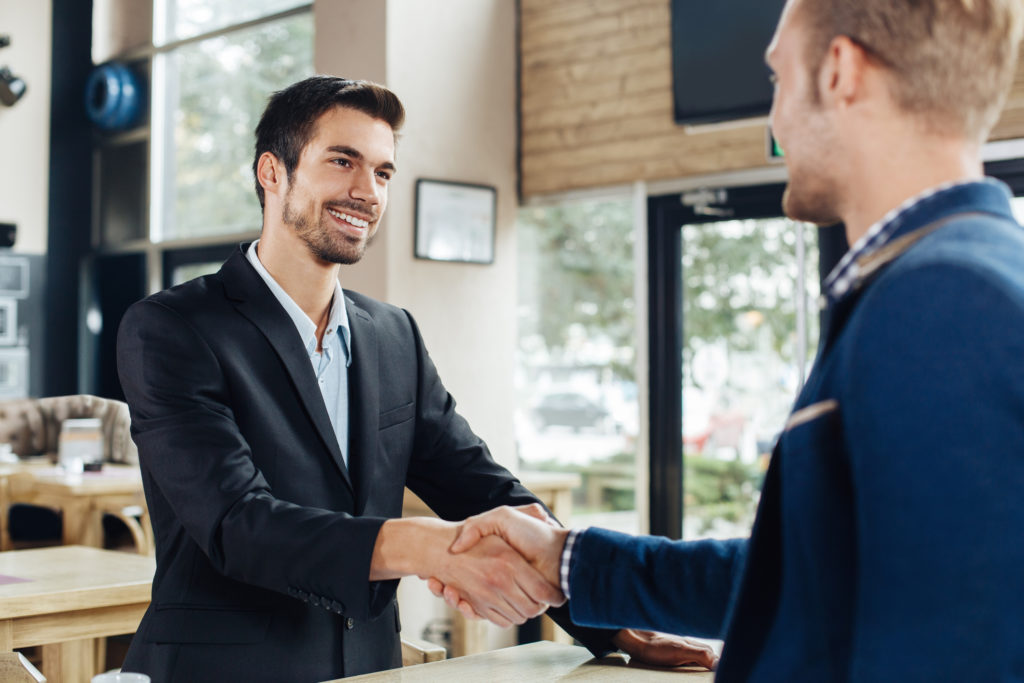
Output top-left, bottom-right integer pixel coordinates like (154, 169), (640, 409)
(823, 178), (1006, 306)
(245, 240), (352, 366)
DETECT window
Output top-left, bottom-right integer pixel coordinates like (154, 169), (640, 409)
(152, 11), (313, 241)
(89, 2), (313, 398)
(516, 195), (642, 532)
(681, 217), (818, 538)
(154, 0), (309, 44)
(1011, 196), (1024, 223)
(647, 182), (823, 539)
(94, 1), (313, 253)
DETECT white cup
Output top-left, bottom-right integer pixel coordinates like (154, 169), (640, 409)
(91, 673), (151, 683)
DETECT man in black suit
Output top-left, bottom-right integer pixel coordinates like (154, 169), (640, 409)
(116, 77), (714, 682)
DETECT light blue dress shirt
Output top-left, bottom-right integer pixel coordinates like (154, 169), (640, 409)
(246, 241), (352, 466)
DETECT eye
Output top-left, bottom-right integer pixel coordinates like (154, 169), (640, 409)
(331, 158), (352, 168)
(375, 170), (393, 181)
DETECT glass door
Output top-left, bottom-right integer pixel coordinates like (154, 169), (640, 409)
(647, 183), (843, 539)
(680, 215), (818, 538)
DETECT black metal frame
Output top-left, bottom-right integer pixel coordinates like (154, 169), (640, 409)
(646, 182), (849, 539)
(45, 0), (94, 396)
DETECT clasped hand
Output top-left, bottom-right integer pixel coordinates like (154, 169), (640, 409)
(428, 505), (720, 671)
(416, 511), (564, 628)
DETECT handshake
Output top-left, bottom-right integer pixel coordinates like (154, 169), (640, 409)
(380, 505), (719, 670)
(427, 504), (568, 627)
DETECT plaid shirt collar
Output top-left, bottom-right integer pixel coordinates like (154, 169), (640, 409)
(822, 178), (1006, 307)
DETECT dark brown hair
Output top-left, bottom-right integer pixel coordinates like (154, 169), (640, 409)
(252, 76), (405, 209)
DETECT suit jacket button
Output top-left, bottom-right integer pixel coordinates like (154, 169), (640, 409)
(346, 617), (354, 629)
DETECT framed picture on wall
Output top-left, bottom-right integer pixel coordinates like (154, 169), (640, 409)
(0, 298), (16, 346)
(414, 179), (496, 264)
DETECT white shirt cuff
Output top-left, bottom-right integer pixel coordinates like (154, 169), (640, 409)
(559, 527), (586, 600)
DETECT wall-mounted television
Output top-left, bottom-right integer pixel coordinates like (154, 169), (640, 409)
(670, 0), (787, 126)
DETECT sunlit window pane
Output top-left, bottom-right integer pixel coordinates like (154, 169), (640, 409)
(1011, 196), (1024, 224)
(171, 261), (223, 286)
(156, 13), (312, 241)
(682, 218), (819, 539)
(155, 0), (309, 44)
(516, 198), (640, 533)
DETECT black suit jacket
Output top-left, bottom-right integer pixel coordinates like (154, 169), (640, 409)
(116, 245), (613, 682)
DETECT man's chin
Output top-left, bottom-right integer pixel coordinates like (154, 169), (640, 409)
(782, 186), (840, 227)
(304, 236), (369, 265)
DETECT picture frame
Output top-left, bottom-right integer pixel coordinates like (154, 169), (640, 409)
(0, 298), (16, 346)
(0, 256), (29, 298)
(414, 179), (496, 264)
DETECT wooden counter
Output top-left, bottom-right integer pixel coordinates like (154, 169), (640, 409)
(329, 641), (715, 682)
(0, 545), (154, 682)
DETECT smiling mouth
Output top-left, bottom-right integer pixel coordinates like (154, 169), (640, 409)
(327, 207), (371, 229)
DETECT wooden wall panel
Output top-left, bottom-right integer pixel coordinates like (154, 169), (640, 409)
(520, 0), (1024, 197)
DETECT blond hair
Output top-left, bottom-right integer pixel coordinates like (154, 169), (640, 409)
(797, 0), (1024, 142)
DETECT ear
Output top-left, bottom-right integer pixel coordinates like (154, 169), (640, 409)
(819, 35), (871, 108)
(256, 151), (287, 201)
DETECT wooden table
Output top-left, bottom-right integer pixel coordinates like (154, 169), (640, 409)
(0, 545), (155, 683)
(402, 472), (581, 656)
(329, 641), (716, 682)
(1, 462), (150, 552)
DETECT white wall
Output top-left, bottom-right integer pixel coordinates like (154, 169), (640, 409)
(0, 2), (52, 254)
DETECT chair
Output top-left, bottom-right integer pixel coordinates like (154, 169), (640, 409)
(0, 395), (147, 553)
(0, 652), (46, 682)
(400, 637), (446, 666)
(0, 394), (137, 464)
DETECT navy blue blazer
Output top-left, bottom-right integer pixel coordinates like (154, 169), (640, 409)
(116, 245), (614, 682)
(568, 181), (1024, 681)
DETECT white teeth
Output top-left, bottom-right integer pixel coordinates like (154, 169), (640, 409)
(327, 208), (369, 228)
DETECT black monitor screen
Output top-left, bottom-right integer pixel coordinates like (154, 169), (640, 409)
(670, 0), (786, 125)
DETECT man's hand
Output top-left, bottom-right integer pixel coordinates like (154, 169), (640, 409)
(612, 629), (719, 670)
(425, 506), (569, 621)
(449, 505), (569, 586)
(434, 508), (720, 672)
(370, 516), (563, 628)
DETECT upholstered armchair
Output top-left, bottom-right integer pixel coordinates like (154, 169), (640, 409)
(0, 394), (137, 464)
(0, 395), (148, 553)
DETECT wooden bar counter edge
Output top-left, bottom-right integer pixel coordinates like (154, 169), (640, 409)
(330, 641), (715, 682)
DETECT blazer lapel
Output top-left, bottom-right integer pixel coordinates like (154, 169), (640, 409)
(345, 296), (380, 515)
(220, 247), (353, 492)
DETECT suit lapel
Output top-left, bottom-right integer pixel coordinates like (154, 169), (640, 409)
(344, 296), (380, 515)
(220, 247), (353, 492)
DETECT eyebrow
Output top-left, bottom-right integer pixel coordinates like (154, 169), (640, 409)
(326, 145), (397, 173)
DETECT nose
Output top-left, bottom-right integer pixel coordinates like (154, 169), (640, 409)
(349, 167), (380, 205)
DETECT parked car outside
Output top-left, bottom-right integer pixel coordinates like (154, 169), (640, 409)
(533, 392), (610, 432)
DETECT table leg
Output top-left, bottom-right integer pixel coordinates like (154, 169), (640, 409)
(0, 619), (12, 650)
(42, 638), (96, 683)
(0, 477), (11, 552)
(60, 499), (100, 548)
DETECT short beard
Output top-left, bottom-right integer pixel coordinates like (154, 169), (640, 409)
(282, 189), (374, 265)
(781, 180), (841, 227)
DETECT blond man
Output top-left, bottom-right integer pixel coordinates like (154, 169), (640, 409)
(440, 0), (1024, 679)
